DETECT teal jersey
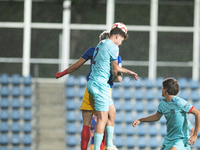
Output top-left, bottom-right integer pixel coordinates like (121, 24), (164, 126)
(157, 96), (194, 141)
(89, 38), (119, 83)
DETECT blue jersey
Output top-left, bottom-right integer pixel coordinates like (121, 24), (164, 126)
(89, 39), (119, 84)
(157, 96), (194, 141)
(82, 45), (121, 87)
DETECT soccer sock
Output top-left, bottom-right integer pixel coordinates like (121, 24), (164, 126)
(56, 69), (68, 78)
(100, 132), (106, 150)
(81, 125), (90, 150)
(94, 133), (104, 150)
(105, 126), (114, 148)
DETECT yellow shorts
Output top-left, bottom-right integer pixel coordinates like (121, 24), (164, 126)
(80, 87), (112, 112)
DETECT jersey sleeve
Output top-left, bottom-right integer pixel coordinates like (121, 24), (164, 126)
(82, 47), (95, 61)
(177, 98), (193, 113)
(109, 45), (119, 61)
(157, 101), (163, 114)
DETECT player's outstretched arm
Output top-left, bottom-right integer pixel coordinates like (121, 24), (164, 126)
(187, 107), (200, 145)
(117, 66), (138, 81)
(56, 57), (86, 79)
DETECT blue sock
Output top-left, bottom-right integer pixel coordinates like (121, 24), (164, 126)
(105, 126), (114, 147)
(94, 132), (104, 150)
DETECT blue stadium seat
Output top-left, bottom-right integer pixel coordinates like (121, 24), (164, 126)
(0, 74), (9, 85)
(11, 147), (20, 150)
(189, 79), (199, 90)
(122, 76), (131, 88)
(144, 78), (153, 89)
(66, 111), (76, 122)
(137, 136), (147, 148)
(114, 124), (124, 135)
(79, 112), (83, 122)
(115, 112), (123, 123)
(12, 98), (20, 109)
(0, 134), (9, 145)
(11, 74), (21, 86)
(0, 110), (9, 121)
(112, 82), (121, 88)
(114, 136), (124, 147)
(148, 124), (157, 136)
(178, 78), (188, 89)
(23, 110), (32, 121)
(134, 89), (143, 100)
(66, 99), (76, 110)
(160, 125), (167, 136)
(114, 100), (122, 112)
(65, 75), (76, 87)
(12, 87), (21, 97)
(193, 102), (200, 110)
(67, 135), (77, 146)
(135, 101), (144, 112)
(133, 78), (143, 89)
(0, 146), (8, 150)
(123, 89), (132, 100)
(23, 134), (32, 146)
(146, 101), (156, 113)
(66, 123), (77, 134)
(23, 122), (32, 133)
(196, 138), (200, 148)
(0, 122), (9, 133)
(159, 116), (166, 124)
(1, 86), (9, 97)
(65, 87), (76, 99)
(23, 87), (32, 98)
(148, 137), (159, 148)
(191, 90), (200, 102)
(23, 76), (32, 86)
(124, 112), (134, 123)
(125, 124), (135, 136)
(156, 89), (163, 101)
(78, 87), (85, 99)
(77, 75), (87, 87)
(12, 110), (20, 121)
(179, 90), (189, 100)
(112, 88), (121, 100)
(156, 77), (164, 89)
(124, 101), (133, 112)
(136, 124), (146, 136)
(0, 98), (9, 109)
(125, 137), (135, 148)
(136, 112), (145, 119)
(11, 122), (20, 133)
(23, 147), (31, 150)
(11, 134), (20, 145)
(23, 98), (32, 109)
(145, 89), (155, 100)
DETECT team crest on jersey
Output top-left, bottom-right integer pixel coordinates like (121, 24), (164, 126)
(170, 109), (175, 114)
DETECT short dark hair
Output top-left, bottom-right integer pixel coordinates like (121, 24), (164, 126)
(162, 78), (179, 95)
(110, 27), (128, 40)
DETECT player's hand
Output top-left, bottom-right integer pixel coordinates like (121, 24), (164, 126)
(128, 72), (139, 81)
(132, 120), (140, 127)
(56, 72), (62, 79)
(187, 135), (197, 145)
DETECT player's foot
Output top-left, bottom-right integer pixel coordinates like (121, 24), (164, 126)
(106, 145), (118, 150)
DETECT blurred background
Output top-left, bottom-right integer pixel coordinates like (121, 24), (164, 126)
(0, 0), (200, 150)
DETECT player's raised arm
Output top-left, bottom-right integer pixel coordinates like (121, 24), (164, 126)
(117, 66), (138, 81)
(56, 57), (87, 78)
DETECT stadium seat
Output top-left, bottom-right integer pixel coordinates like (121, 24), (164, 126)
(114, 136), (124, 147)
(114, 100), (122, 112)
(135, 101), (144, 112)
(11, 74), (21, 86)
(159, 116), (166, 124)
(0, 134), (9, 145)
(66, 99), (76, 110)
(0, 74), (9, 85)
(122, 76), (131, 88)
(136, 112), (145, 119)
(125, 124), (135, 136)
(23, 98), (32, 109)
(191, 90), (200, 102)
(136, 124), (146, 136)
(148, 124), (157, 136)
(148, 137), (159, 148)
(67, 135), (77, 146)
(23, 122), (32, 133)
(160, 125), (167, 136)
(12, 87), (21, 97)
(179, 90), (189, 100)
(0, 110), (9, 121)
(11, 147), (20, 150)
(78, 87), (85, 99)
(112, 82), (121, 88)
(146, 101), (156, 113)
(137, 136), (147, 148)
(156, 89), (163, 101)
(23, 110), (32, 121)
(196, 138), (200, 148)
(133, 78), (143, 89)
(11, 134), (20, 145)
(23, 147), (31, 150)
(134, 89), (143, 100)
(65, 75), (76, 87)
(23, 76), (32, 86)
(115, 112), (123, 123)
(124, 101), (133, 112)
(114, 124), (124, 135)
(125, 137), (135, 148)
(123, 89), (132, 100)
(0, 122), (9, 133)
(65, 87), (76, 99)
(12, 110), (20, 121)
(112, 88), (121, 100)
(23, 134), (32, 146)
(156, 77), (164, 89)
(189, 79), (199, 90)
(0, 98), (9, 109)
(66, 111), (76, 122)
(193, 102), (200, 110)
(79, 112), (83, 122)
(124, 112), (134, 123)
(144, 78), (153, 89)
(11, 122), (20, 133)
(1, 86), (9, 97)
(0, 146), (8, 150)
(12, 98), (20, 109)
(178, 78), (188, 89)
(77, 75), (87, 87)
(66, 123), (77, 134)
(23, 87), (32, 98)
(145, 89), (155, 100)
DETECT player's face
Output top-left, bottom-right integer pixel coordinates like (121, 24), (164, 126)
(161, 86), (167, 97)
(116, 35), (124, 46)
